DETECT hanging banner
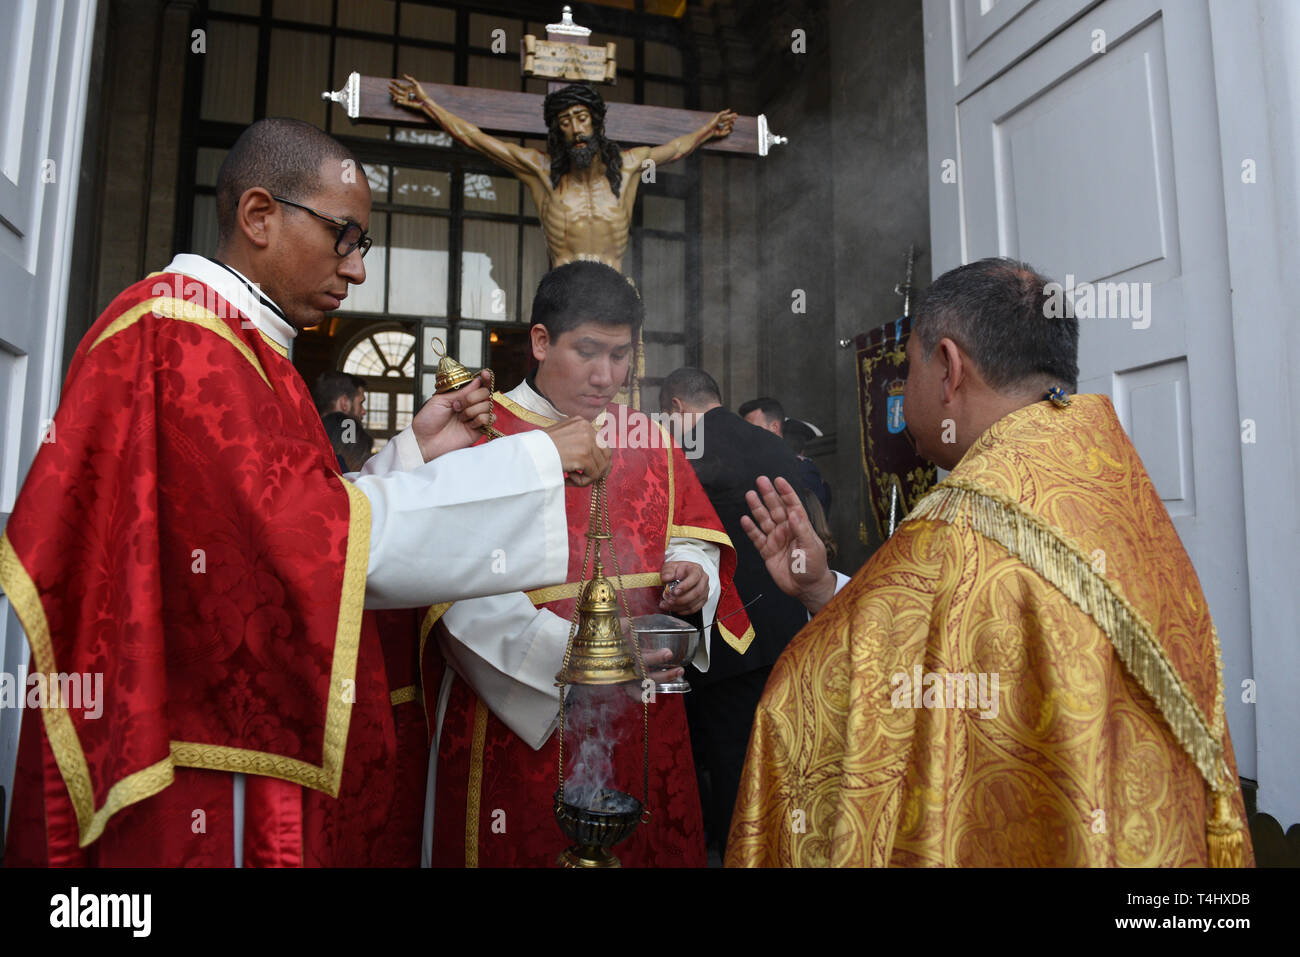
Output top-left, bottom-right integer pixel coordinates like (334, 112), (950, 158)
(855, 316), (937, 542)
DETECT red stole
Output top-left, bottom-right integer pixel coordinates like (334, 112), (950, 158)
(421, 392), (750, 867)
(0, 273), (418, 866)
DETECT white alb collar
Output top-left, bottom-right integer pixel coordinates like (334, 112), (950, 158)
(505, 378), (609, 428)
(161, 254), (297, 350)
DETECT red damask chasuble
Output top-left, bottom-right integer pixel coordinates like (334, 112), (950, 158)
(1, 275), (422, 866)
(422, 394), (751, 867)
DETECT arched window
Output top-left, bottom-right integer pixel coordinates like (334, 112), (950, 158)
(342, 325), (417, 440)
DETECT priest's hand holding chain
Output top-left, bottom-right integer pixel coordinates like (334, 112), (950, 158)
(411, 370), (497, 462)
(542, 416), (611, 487)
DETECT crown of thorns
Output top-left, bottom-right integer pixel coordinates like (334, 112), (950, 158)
(543, 84), (608, 129)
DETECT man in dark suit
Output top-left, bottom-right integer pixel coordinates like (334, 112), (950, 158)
(660, 368), (812, 856)
(739, 396), (832, 516)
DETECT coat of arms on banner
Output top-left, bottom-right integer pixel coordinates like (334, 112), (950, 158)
(885, 380), (907, 434)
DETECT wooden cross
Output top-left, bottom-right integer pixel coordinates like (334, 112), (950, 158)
(321, 5), (787, 157)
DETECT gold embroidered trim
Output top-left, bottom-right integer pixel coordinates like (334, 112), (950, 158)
(466, 697), (489, 868)
(525, 572), (662, 605)
(669, 524), (734, 550)
(89, 297), (273, 389)
(494, 391), (558, 428)
(906, 480), (1226, 788)
(390, 685), (422, 706)
(0, 535), (178, 846)
(91, 759), (176, 841)
(419, 602), (454, 643)
(719, 621), (756, 656)
(1, 534), (84, 832)
(309, 477), (370, 796)
(257, 330), (289, 358)
(107, 478), (368, 798)
(493, 391), (617, 434)
(170, 741), (331, 787)
(0, 466), (370, 845)
(666, 522), (745, 650)
(418, 603), (453, 737)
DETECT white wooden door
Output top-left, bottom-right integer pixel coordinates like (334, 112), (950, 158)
(923, 0), (1256, 776)
(0, 0), (98, 841)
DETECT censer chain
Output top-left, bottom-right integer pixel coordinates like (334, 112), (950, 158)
(599, 478), (652, 817)
(555, 486), (599, 802)
(556, 477), (652, 818)
(479, 367), (504, 440)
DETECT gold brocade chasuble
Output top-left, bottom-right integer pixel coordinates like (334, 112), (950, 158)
(726, 395), (1252, 867)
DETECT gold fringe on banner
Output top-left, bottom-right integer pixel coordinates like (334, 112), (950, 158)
(906, 478), (1243, 865)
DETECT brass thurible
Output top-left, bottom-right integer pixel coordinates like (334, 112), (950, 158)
(553, 548), (638, 687)
(552, 478), (651, 868)
(428, 336), (503, 439)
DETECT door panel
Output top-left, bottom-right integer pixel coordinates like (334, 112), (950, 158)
(0, 0), (98, 840)
(952, 0), (1099, 92)
(925, 0), (1255, 775)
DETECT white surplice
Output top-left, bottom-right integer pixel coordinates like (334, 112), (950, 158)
(435, 379), (721, 750)
(413, 379), (721, 865)
(160, 254), (571, 612)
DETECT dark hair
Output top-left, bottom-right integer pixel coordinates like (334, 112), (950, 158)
(529, 261), (644, 339)
(783, 418), (816, 455)
(913, 257), (1078, 393)
(215, 118), (360, 244)
(737, 397), (785, 426)
(543, 84), (623, 198)
(659, 367), (722, 409)
(312, 370), (365, 412)
(321, 412), (374, 472)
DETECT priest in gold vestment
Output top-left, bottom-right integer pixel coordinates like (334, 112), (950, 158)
(727, 258), (1252, 867)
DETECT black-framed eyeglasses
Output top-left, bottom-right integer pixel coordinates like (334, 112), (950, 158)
(272, 195), (373, 259)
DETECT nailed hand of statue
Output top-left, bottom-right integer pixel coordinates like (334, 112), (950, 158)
(542, 416), (611, 487)
(389, 74), (428, 111)
(711, 109), (738, 140)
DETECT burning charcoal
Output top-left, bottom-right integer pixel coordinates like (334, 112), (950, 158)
(586, 788), (637, 815)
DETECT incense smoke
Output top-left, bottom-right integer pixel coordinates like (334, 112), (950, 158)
(563, 683), (632, 811)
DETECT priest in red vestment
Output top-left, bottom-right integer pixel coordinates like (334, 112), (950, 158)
(0, 119), (612, 867)
(415, 262), (751, 866)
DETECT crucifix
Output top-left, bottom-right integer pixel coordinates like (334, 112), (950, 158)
(320, 5), (787, 401)
(321, 4), (787, 272)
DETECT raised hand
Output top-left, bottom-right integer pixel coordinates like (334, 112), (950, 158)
(740, 476), (837, 615)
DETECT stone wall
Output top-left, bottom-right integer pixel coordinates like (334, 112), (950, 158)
(823, 0), (931, 570)
(691, 0), (930, 574)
